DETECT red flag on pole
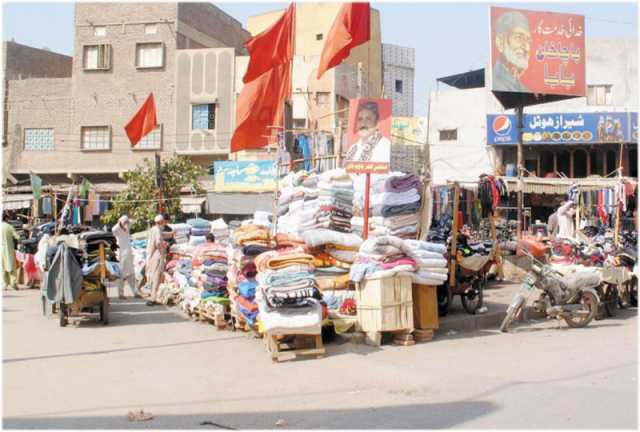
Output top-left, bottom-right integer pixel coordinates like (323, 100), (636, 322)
(231, 4), (295, 153)
(317, 2), (370, 79)
(125, 93), (158, 146)
(243, 3), (295, 84)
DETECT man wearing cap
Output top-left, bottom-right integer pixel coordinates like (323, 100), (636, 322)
(145, 214), (167, 306)
(112, 215), (140, 299)
(556, 200), (577, 239)
(493, 10), (532, 93)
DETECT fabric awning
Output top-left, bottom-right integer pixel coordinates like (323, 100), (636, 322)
(180, 196), (206, 214)
(500, 176), (637, 194)
(206, 192), (274, 215)
(2, 193), (34, 210)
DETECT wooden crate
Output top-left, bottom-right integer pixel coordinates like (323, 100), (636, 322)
(412, 284), (439, 330)
(265, 332), (325, 362)
(356, 276), (414, 333)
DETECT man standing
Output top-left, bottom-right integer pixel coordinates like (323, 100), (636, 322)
(547, 210), (559, 238)
(556, 201), (577, 239)
(145, 214), (167, 306)
(111, 215), (140, 299)
(1, 218), (20, 290)
(492, 10), (532, 93)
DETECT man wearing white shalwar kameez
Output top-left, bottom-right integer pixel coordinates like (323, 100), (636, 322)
(145, 215), (166, 306)
(112, 215), (140, 299)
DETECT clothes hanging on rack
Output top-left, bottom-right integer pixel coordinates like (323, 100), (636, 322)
(42, 197), (52, 215)
(296, 134), (311, 172)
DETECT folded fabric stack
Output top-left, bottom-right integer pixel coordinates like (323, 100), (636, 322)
(301, 229), (363, 291)
(255, 247), (324, 335)
(313, 169), (354, 233)
(192, 242), (229, 316)
(404, 239), (449, 285)
(349, 235), (445, 284)
(169, 223), (191, 244)
(226, 224), (274, 328)
(277, 171), (320, 216)
(79, 231), (119, 286)
(210, 218), (230, 245)
(186, 217), (211, 237)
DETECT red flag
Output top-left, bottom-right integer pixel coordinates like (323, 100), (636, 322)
(231, 63), (291, 153)
(125, 93), (157, 146)
(243, 3), (295, 84)
(317, 3), (370, 79)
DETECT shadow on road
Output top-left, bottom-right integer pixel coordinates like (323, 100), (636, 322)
(2, 400), (498, 429)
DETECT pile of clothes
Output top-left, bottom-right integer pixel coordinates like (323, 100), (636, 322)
(255, 246), (324, 335)
(277, 170), (319, 219)
(350, 235), (448, 286)
(352, 173), (422, 239)
(210, 218), (230, 245)
(226, 224), (273, 328)
(478, 174), (508, 218)
(191, 242), (229, 316)
(186, 218), (211, 246)
(169, 223), (191, 245)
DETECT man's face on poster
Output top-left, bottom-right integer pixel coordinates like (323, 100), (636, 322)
(356, 107), (378, 140)
(496, 17), (531, 71)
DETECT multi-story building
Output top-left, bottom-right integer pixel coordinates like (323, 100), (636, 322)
(428, 38), (638, 222)
(383, 43), (415, 117)
(4, 2), (250, 191)
(245, 3), (383, 134)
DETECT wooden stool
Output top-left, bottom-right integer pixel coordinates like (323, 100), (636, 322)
(265, 332), (325, 362)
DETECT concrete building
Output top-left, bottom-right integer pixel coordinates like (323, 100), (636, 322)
(246, 3), (383, 133)
(4, 2), (250, 189)
(383, 43), (415, 117)
(428, 38), (638, 221)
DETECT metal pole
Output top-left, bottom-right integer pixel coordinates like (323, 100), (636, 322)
(516, 105), (524, 238)
(448, 182), (460, 287)
(363, 173), (371, 240)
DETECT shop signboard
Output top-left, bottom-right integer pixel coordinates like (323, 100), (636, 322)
(345, 98), (392, 174)
(391, 117), (427, 146)
(487, 112), (635, 145)
(490, 6), (585, 97)
(213, 160), (276, 192)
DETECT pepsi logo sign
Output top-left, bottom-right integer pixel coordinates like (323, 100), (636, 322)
(492, 115), (512, 136)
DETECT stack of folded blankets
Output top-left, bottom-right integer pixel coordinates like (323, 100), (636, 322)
(352, 173), (422, 239)
(226, 224), (273, 329)
(210, 218), (230, 245)
(169, 223), (191, 244)
(255, 247), (324, 335)
(191, 242), (230, 316)
(350, 235), (446, 285)
(301, 229), (363, 291)
(187, 218), (211, 246)
(312, 169), (354, 233)
(277, 171), (319, 218)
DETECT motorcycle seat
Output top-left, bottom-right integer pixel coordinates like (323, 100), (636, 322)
(559, 271), (602, 291)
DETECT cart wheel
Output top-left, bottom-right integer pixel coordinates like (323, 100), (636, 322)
(437, 283), (452, 316)
(461, 277), (484, 314)
(59, 303), (67, 327)
(100, 300), (109, 325)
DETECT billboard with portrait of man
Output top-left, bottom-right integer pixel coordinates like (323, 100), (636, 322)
(344, 98), (392, 174)
(490, 6), (585, 97)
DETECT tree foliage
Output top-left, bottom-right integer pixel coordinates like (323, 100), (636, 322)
(101, 155), (205, 232)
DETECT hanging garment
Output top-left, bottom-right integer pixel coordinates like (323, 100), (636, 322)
(42, 197), (52, 215)
(597, 191), (607, 224)
(79, 178), (91, 199)
(30, 175), (43, 200)
(297, 134), (311, 172)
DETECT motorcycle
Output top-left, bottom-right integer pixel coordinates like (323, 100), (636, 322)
(500, 250), (601, 332)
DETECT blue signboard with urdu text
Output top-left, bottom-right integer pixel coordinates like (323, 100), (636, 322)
(487, 112), (638, 145)
(213, 160), (276, 192)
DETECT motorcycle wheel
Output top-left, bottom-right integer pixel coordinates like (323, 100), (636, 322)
(499, 297), (525, 333)
(437, 283), (452, 317)
(461, 277), (484, 314)
(603, 284), (618, 318)
(630, 277), (638, 307)
(563, 291), (598, 328)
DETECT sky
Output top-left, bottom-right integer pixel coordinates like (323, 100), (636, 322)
(2, 1), (638, 117)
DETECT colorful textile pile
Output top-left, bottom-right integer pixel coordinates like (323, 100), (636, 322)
(169, 223), (191, 244)
(350, 235), (447, 285)
(210, 218), (230, 245)
(192, 243), (229, 314)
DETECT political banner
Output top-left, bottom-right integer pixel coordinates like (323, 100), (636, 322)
(345, 98), (392, 174)
(490, 6), (585, 97)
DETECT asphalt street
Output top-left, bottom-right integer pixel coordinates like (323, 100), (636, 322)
(3, 287), (638, 429)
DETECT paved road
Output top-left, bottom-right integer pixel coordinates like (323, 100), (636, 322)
(3, 287), (637, 429)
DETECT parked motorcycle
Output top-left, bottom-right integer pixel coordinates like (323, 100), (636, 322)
(500, 250), (601, 332)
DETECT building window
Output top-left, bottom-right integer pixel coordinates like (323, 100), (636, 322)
(293, 119), (306, 129)
(439, 129), (457, 141)
(316, 33), (323, 41)
(94, 26), (106, 37)
(587, 85), (612, 105)
(24, 128), (54, 151)
(316, 92), (330, 106)
(192, 104), (216, 130)
(144, 24), (157, 35)
(81, 126), (111, 151)
(395, 79), (403, 93)
(83, 44), (111, 70)
(136, 125), (162, 150)
(136, 42), (164, 68)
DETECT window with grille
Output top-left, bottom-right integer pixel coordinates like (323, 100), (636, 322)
(439, 129), (457, 141)
(192, 104), (216, 130)
(83, 44), (111, 70)
(24, 128), (54, 151)
(136, 125), (162, 150)
(316, 92), (330, 106)
(81, 126), (111, 150)
(395, 79), (403, 93)
(587, 85), (612, 106)
(136, 42), (164, 68)
(316, 33), (323, 41)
